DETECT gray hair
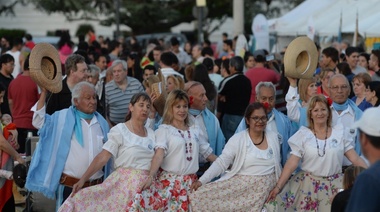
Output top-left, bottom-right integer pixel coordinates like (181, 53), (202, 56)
(71, 81), (96, 105)
(88, 64), (100, 77)
(230, 56), (244, 73)
(328, 73), (350, 89)
(255, 81), (276, 99)
(110, 59), (128, 71)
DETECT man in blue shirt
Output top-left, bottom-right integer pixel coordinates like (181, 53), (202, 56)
(346, 108), (380, 211)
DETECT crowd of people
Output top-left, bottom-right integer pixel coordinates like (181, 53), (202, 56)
(0, 30), (380, 212)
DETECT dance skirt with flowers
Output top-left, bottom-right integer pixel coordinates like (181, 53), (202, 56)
(58, 168), (149, 212)
(190, 172), (276, 212)
(128, 170), (197, 212)
(264, 171), (343, 212)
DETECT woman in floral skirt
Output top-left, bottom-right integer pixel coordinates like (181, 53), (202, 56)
(59, 92), (156, 211)
(189, 102), (282, 211)
(128, 89), (217, 211)
(265, 95), (367, 211)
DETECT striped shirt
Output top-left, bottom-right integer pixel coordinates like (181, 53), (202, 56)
(105, 77), (144, 124)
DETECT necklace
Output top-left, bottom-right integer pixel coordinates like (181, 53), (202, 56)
(314, 128), (328, 157)
(251, 131), (265, 146)
(178, 130), (193, 161)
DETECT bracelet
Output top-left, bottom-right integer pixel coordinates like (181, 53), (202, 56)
(275, 185), (282, 192)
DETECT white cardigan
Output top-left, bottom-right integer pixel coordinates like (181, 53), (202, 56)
(199, 129), (282, 185)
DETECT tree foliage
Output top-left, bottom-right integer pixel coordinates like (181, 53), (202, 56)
(1, 0), (305, 37)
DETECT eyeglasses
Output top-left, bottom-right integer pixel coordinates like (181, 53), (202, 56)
(330, 85), (349, 91)
(250, 116), (268, 122)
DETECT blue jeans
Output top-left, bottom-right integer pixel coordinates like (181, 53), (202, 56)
(221, 114), (243, 142)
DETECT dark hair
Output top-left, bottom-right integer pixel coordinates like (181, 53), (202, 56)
(359, 52), (370, 62)
(345, 47), (359, 57)
(122, 52), (143, 82)
(0, 54), (15, 68)
(24, 55), (30, 71)
(193, 64), (217, 101)
(57, 31), (74, 49)
(359, 129), (380, 149)
(337, 62), (353, 76)
(203, 39), (211, 46)
(108, 40), (120, 52)
(223, 39), (233, 48)
(322, 47), (339, 63)
(222, 32), (228, 37)
(222, 58), (230, 75)
(371, 50), (380, 67)
(12, 37), (23, 47)
(143, 65), (157, 75)
(125, 92), (152, 121)
(160, 51), (176, 66)
(201, 47), (214, 57)
(94, 53), (106, 63)
(343, 166), (365, 190)
(77, 41), (89, 52)
(25, 33), (33, 41)
(153, 45), (163, 52)
(202, 58), (214, 72)
(214, 58), (222, 74)
(367, 81), (380, 106)
(244, 51), (253, 63)
(244, 102), (266, 129)
(170, 37), (179, 46)
(230, 56), (244, 73)
(65, 54), (86, 76)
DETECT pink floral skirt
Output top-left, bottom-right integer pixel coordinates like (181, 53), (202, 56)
(127, 170), (197, 212)
(190, 173), (276, 212)
(264, 171), (343, 212)
(58, 168), (149, 212)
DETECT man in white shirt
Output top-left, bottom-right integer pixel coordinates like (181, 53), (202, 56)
(25, 82), (110, 210)
(328, 74), (363, 168)
(5, 37), (22, 78)
(185, 81), (225, 176)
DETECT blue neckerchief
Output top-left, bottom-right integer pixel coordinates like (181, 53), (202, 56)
(332, 100), (349, 111)
(267, 111), (273, 119)
(189, 108), (202, 116)
(74, 107), (94, 147)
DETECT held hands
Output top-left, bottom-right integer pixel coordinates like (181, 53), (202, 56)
(139, 175), (154, 192)
(190, 180), (202, 192)
(266, 186), (281, 203)
(71, 179), (85, 197)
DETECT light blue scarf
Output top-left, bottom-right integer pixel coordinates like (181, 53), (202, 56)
(74, 107), (94, 147)
(189, 109), (202, 116)
(332, 100), (349, 111)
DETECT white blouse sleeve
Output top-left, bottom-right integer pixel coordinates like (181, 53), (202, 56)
(31, 102), (46, 129)
(343, 127), (354, 153)
(199, 137), (238, 185)
(154, 126), (168, 154)
(288, 127), (309, 158)
(102, 126), (122, 157)
(285, 86), (302, 122)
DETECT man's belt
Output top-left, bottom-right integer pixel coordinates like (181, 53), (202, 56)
(60, 173), (103, 188)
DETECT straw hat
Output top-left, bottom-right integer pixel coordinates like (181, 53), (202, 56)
(29, 43), (63, 93)
(151, 69), (167, 117)
(284, 36), (318, 79)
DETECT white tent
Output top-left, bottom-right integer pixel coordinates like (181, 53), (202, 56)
(269, 0), (380, 37)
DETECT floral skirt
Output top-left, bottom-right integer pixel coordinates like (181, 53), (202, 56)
(128, 170), (197, 212)
(190, 172), (276, 212)
(264, 171), (343, 212)
(58, 168), (149, 212)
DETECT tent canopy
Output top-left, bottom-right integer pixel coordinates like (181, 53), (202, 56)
(269, 0), (380, 37)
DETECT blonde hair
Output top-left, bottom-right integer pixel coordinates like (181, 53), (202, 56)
(143, 75), (160, 89)
(307, 94), (332, 129)
(343, 166), (365, 189)
(167, 75), (185, 91)
(162, 89), (190, 126)
(299, 78), (317, 102)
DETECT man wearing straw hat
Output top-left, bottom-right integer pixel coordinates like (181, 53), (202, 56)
(26, 81), (110, 210)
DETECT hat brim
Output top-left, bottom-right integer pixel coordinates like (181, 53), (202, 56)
(284, 37), (318, 79)
(29, 43), (63, 93)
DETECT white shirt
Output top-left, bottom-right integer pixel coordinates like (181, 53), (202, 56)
(285, 86), (302, 123)
(102, 123), (155, 170)
(173, 50), (192, 68)
(155, 124), (213, 175)
(5, 50), (21, 78)
(237, 141), (275, 176)
(160, 67), (184, 80)
(31, 104), (104, 180)
(331, 105), (357, 166)
(188, 114), (209, 163)
(289, 124), (353, 176)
